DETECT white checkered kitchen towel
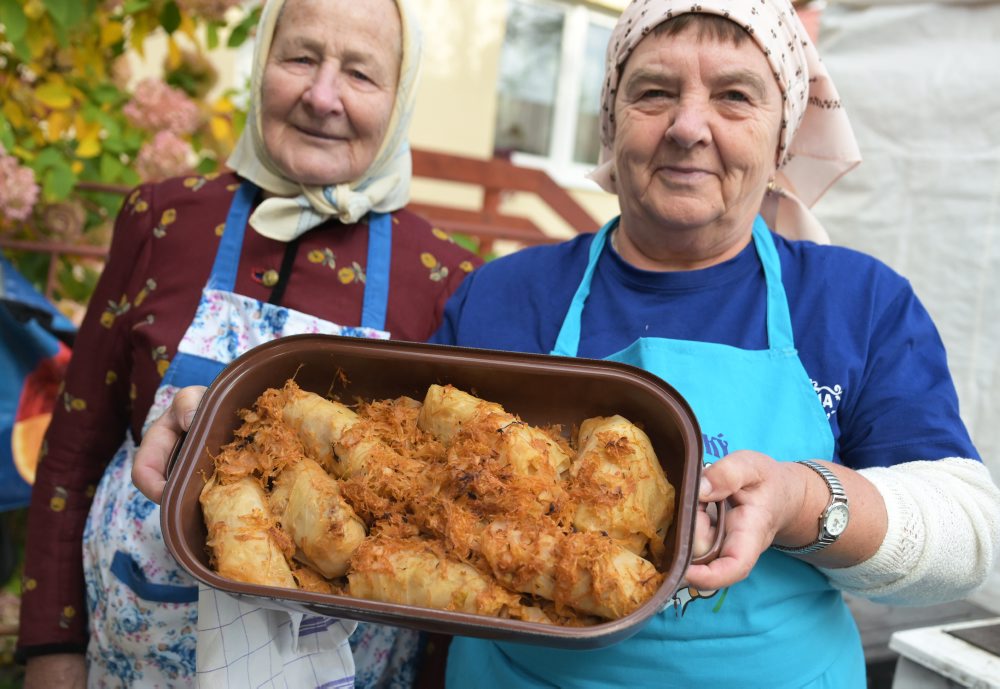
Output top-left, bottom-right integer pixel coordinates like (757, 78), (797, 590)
(197, 586), (357, 689)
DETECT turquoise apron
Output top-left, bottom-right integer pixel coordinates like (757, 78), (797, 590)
(82, 181), (412, 687)
(446, 217), (865, 689)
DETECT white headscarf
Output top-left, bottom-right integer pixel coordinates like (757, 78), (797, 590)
(590, 0), (862, 243)
(227, 0), (422, 241)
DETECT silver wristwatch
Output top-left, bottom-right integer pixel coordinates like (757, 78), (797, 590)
(773, 460), (850, 555)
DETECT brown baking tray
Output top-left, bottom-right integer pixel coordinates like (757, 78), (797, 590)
(161, 334), (705, 649)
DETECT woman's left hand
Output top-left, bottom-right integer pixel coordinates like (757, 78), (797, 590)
(683, 450), (807, 590)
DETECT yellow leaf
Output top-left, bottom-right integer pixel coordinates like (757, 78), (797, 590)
(23, 0), (45, 20)
(2, 100), (26, 129)
(36, 82), (73, 110)
(71, 161), (84, 174)
(12, 146), (34, 162)
(180, 13), (198, 40)
(76, 132), (102, 159)
(74, 113), (100, 135)
(45, 111), (71, 141)
(26, 23), (51, 61)
(100, 20), (124, 48)
(130, 16), (153, 57)
(166, 36), (182, 71)
(212, 97), (235, 115)
(210, 115), (233, 144)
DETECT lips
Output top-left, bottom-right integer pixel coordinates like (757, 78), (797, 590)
(295, 125), (348, 141)
(658, 165), (714, 184)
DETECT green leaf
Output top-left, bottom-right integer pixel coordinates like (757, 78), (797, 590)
(0, 115), (14, 151)
(159, 0), (181, 34)
(206, 21), (220, 50)
(122, 129), (144, 151)
(11, 37), (32, 62)
(33, 147), (66, 172)
(0, 0), (28, 43)
(227, 8), (260, 48)
(196, 157), (217, 175)
(44, 0), (87, 30)
(122, 0), (152, 13)
(120, 167), (141, 187)
(89, 83), (125, 106)
(43, 163), (77, 201)
(99, 151), (126, 181)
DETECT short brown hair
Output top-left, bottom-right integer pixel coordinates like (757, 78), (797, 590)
(653, 13), (751, 46)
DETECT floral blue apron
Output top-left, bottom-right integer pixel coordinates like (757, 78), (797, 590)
(82, 181), (417, 688)
(446, 216), (866, 688)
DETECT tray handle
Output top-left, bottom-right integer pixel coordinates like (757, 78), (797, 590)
(689, 498), (727, 566)
(165, 431), (187, 481)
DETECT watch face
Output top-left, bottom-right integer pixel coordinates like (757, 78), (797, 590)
(825, 503), (850, 537)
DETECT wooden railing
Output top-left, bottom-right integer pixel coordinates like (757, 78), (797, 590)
(410, 148), (600, 252)
(0, 149), (601, 299)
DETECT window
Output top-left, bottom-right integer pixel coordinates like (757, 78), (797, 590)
(493, 0), (615, 186)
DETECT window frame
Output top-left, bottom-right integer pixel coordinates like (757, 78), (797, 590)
(496, 0), (617, 190)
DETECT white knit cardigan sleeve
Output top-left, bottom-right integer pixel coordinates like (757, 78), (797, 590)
(819, 458), (1000, 606)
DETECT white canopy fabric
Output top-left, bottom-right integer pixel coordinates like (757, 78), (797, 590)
(815, 2), (1000, 472)
(814, 1), (1000, 601)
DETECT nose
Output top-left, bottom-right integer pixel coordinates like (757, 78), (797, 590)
(301, 61), (345, 115)
(666, 98), (711, 149)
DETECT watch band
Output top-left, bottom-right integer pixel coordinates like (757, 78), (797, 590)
(772, 460), (850, 555)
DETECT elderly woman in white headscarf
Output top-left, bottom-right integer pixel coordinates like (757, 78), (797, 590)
(428, 0), (1000, 686)
(17, 0), (477, 688)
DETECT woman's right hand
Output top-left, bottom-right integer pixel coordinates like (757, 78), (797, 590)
(24, 654), (86, 689)
(132, 385), (207, 503)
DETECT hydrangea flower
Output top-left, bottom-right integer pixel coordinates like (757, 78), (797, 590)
(134, 131), (195, 182)
(0, 144), (41, 224)
(123, 79), (202, 136)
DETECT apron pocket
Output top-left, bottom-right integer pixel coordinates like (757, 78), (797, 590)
(111, 550), (198, 604)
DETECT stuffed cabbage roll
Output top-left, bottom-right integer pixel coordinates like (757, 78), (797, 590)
(570, 415), (675, 558)
(200, 475), (296, 589)
(271, 456), (367, 578)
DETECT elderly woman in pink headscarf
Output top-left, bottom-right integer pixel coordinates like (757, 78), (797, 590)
(428, 0), (1000, 686)
(132, 0), (1000, 685)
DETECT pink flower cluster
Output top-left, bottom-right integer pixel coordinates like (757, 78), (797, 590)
(135, 131), (195, 182)
(123, 79), (201, 136)
(176, 0), (244, 21)
(0, 144), (40, 224)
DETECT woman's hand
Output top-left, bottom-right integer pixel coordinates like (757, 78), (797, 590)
(683, 450), (809, 590)
(132, 385), (207, 503)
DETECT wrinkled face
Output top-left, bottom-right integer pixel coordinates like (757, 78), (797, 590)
(261, 0), (401, 186)
(613, 24), (783, 235)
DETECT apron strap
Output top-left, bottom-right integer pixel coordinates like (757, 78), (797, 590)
(750, 216), (796, 353)
(207, 180), (258, 293)
(550, 218), (617, 357)
(551, 216), (798, 357)
(360, 212), (392, 332)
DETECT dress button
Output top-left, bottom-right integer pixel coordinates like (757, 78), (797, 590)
(262, 269), (279, 287)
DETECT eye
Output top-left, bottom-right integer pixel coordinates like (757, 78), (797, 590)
(349, 69), (373, 84)
(289, 55), (314, 66)
(640, 88), (670, 100)
(721, 90), (750, 103)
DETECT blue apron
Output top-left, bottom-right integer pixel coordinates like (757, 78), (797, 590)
(82, 181), (405, 687)
(446, 217), (865, 688)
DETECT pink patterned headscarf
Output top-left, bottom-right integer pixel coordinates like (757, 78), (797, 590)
(590, 0), (861, 243)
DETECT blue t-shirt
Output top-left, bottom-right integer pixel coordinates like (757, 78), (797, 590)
(431, 228), (979, 469)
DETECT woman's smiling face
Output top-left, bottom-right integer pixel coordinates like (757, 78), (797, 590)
(260, 0), (401, 186)
(612, 22), (783, 238)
